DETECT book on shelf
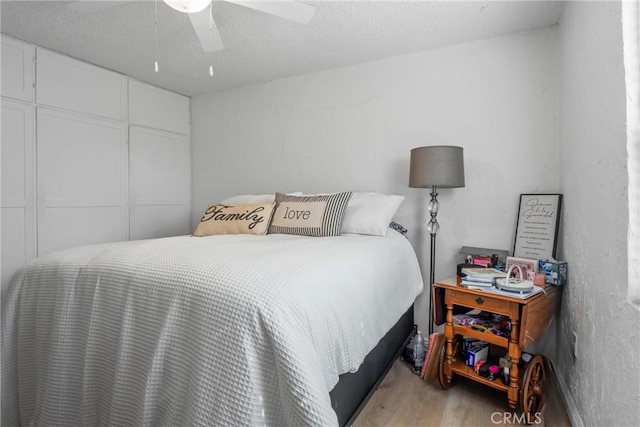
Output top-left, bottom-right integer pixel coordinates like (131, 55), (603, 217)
(461, 267), (507, 280)
(461, 280), (494, 289)
(420, 332), (445, 380)
(461, 276), (495, 284)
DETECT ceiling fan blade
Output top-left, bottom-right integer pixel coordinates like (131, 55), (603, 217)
(225, 0), (315, 24)
(188, 8), (225, 53)
(67, 1), (133, 14)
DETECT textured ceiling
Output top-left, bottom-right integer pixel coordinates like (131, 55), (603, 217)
(1, 1), (564, 96)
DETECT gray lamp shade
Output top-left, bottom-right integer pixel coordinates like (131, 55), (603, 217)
(409, 145), (465, 188)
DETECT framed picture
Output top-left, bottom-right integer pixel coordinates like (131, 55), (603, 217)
(513, 193), (563, 260)
(506, 256), (538, 281)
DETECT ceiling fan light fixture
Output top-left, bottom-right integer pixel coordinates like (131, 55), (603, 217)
(164, 0), (212, 14)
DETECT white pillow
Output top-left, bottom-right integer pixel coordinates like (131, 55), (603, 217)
(340, 192), (405, 236)
(221, 192), (302, 205)
(221, 194), (276, 205)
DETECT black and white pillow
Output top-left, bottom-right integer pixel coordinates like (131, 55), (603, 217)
(389, 221), (408, 237)
(268, 192), (352, 237)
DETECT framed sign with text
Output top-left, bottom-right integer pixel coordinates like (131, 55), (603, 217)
(513, 193), (563, 260)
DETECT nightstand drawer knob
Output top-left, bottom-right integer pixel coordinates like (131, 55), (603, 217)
(475, 297), (484, 305)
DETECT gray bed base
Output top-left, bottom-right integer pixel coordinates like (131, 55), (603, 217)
(329, 305), (414, 426)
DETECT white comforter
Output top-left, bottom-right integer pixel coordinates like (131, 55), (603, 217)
(2, 231), (423, 426)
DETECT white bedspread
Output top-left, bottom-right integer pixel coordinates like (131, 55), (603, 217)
(2, 231), (423, 426)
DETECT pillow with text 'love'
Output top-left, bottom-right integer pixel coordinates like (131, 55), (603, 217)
(268, 192), (352, 237)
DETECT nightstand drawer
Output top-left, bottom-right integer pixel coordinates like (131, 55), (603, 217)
(449, 290), (512, 315)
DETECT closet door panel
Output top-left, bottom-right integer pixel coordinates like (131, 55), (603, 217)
(1, 36), (35, 102)
(129, 127), (189, 203)
(37, 107), (128, 256)
(36, 49), (127, 121)
(2, 101), (33, 201)
(1, 208), (29, 288)
(38, 207), (125, 256)
(38, 115), (125, 201)
(129, 80), (190, 134)
(1, 100), (35, 291)
(129, 126), (190, 240)
(131, 205), (191, 240)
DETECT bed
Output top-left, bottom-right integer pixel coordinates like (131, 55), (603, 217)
(1, 229), (423, 426)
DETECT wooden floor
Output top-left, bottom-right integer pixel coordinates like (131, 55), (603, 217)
(353, 358), (572, 427)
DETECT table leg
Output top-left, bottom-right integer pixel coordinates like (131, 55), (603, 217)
(508, 318), (521, 409)
(444, 301), (454, 384)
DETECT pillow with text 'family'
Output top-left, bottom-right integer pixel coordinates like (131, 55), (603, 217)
(192, 202), (276, 236)
(268, 192), (352, 237)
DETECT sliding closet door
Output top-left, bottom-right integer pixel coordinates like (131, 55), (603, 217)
(128, 79), (191, 240)
(1, 100), (36, 292)
(36, 49), (127, 121)
(1, 37), (35, 102)
(37, 107), (128, 256)
(129, 126), (190, 240)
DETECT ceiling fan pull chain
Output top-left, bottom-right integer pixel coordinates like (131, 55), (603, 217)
(209, 3), (214, 77)
(154, 0), (159, 73)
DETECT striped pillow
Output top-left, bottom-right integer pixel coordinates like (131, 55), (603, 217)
(268, 192), (352, 237)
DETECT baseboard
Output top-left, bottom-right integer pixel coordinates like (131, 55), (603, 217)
(547, 359), (584, 427)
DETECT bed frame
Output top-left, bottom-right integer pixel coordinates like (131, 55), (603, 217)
(329, 305), (414, 426)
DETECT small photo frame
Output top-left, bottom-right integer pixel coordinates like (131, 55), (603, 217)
(513, 193), (562, 260)
(506, 256), (538, 281)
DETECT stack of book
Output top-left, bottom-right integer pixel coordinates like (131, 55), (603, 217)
(460, 267), (507, 289)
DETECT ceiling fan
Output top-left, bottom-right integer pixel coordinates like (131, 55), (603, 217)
(67, 0), (316, 53)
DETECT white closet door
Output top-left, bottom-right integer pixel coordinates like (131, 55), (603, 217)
(1, 36), (35, 102)
(1, 100), (36, 292)
(36, 49), (127, 121)
(129, 126), (190, 240)
(129, 80), (190, 135)
(37, 107), (128, 256)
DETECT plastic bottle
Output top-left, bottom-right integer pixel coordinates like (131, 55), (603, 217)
(413, 330), (425, 374)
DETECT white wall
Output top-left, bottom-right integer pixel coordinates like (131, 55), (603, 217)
(559, 1), (640, 425)
(192, 27), (560, 334)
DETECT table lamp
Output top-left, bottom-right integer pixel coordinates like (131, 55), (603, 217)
(409, 145), (465, 334)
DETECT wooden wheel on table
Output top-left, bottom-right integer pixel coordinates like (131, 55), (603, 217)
(519, 354), (546, 420)
(437, 339), (457, 390)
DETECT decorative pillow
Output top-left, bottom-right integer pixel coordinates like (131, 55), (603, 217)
(268, 192), (352, 237)
(192, 202), (276, 236)
(389, 221), (408, 237)
(220, 194), (276, 205)
(220, 192), (303, 205)
(340, 192), (405, 236)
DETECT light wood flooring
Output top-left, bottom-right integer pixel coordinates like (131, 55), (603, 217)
(353, 358), (572, 427)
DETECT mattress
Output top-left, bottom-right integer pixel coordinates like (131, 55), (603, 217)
(2, 231), (423, 426)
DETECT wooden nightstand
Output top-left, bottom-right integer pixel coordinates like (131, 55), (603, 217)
(433, 277), (562, 419)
